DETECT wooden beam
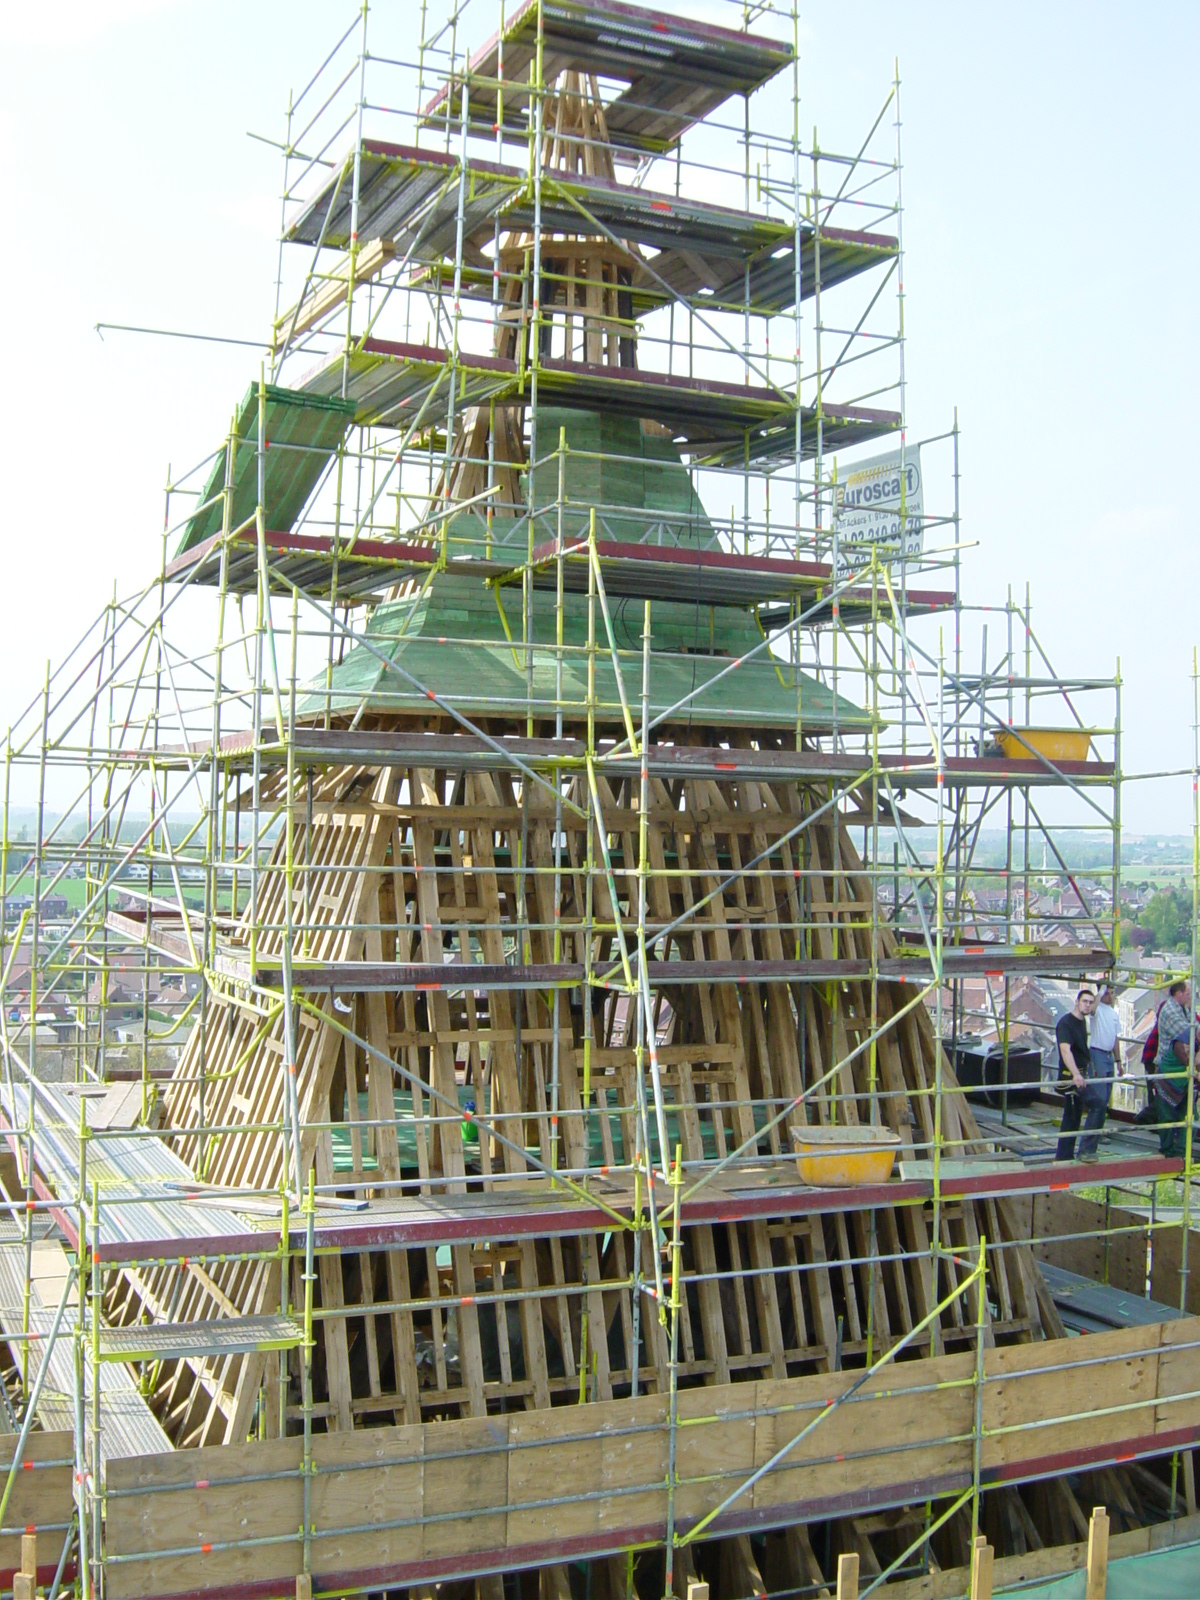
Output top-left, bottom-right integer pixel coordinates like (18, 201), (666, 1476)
(969, 1535), (993, 1600)
(836, 1551), (859, 1600)
(1086, 1506), (1109, 1600)
(278, 237), (396, 339)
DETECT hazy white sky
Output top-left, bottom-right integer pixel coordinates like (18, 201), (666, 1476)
(0, 1), (1196, 826)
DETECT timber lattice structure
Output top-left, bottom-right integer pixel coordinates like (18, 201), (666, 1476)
(1, 4), (1198, 1599)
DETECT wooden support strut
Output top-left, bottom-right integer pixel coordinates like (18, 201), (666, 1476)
(836, 1550), (859, 1600)
(969, 1534), (994, 1600)
(1086, 1506), (1109, 1600)
(13, 1530), (37, 1600)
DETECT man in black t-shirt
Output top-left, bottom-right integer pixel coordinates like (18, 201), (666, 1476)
(1055, 984), (1100, 1161)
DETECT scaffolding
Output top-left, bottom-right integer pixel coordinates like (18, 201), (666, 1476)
(0, 3), (1196, 1598)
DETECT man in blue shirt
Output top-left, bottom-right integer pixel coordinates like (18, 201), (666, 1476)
(1153, 979), (1195, 1159)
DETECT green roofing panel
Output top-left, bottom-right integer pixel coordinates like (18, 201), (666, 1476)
(302, 408), (870, 733)
(300, 572), (868, 733)
(176, 383), (357, 557)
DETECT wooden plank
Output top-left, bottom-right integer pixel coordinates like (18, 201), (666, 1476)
(0, 1432), (73, 1586)
(422, 1415), (509, 1560)
(673, 1383), (757, 1524)
(1155, 1314), (1200, 1435)
(969, 1535), (993, 1600)
(752, 1354), (975, 1518)
(881, 1510), (1200, 1597)
(1085, 1506), (1109, 1600)
(981, 1324), (1162, 1467)
(104, 1317), (1195, 1598)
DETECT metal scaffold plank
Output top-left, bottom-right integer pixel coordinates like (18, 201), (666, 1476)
(0, 1240), (172, 1471)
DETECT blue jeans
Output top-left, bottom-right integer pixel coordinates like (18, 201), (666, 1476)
(1056, 1050), (1111, 1160)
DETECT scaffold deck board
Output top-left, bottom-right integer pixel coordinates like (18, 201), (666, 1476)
(1039, 1263), (1185, 1335)
(302, 337), (900, 464)
(286, 139), (895, 314)
(0, 1239), (171, 1472)
(0, 1079), (259, 1256)
(150, 727), (1114, 790)
(22, 1139), (1177, 1266)
(522, 534), (952, 612)
(240, 946), (1110, 991)
(166, 521), (954, 616)
(420, 0), (794, 156)
(164, 525), (492, 601)
(99, 1314), (303, 1364)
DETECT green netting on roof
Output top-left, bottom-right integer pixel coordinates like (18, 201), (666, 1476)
(300, 570), (866, 731)
(997, 1539), (1200, 1597)
(304, 408), (869, 731)
(176, 383), (357, 556)
(438, 406), (718, 558)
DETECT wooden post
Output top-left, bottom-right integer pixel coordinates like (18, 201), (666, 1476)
(21, 1531), (37, 1577)
(296, 1576), (313, 1600)
(1086, 1505), (1110, 1600)
(836, 1551), (859, 1600)
(13, 1579), (34, 1600)
(970, 1534), (994, 1600)
(686, 1584), (709, 1600)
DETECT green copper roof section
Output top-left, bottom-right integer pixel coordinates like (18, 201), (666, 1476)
(304, 408), (869, 732)
(301, 573), (867, 732)
(439, 406), (717, 557)
(176, 384), (357, 557)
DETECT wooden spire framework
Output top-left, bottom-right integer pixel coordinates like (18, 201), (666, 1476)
(0, 6), (1176, 1600)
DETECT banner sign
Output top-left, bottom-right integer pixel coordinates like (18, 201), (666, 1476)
(831, 447), (923, 577)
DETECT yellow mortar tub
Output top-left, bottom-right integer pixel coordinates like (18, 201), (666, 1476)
(995, 726), (1093, 762)
(790, 1123), (902, 1187)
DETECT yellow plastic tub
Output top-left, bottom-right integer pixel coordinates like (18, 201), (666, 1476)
(995, 726), (1093, 762)
(790, 1123), (902, 1187)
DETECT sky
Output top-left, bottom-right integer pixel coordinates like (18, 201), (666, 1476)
(0, 0), (1197, 827)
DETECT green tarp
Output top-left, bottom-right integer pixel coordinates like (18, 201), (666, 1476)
(176, 383), (356, 556)
(307, 407), (869, 732)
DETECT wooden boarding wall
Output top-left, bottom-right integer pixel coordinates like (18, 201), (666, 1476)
(104, 1317), (1200, 1600)
(1012, 1190), (1200, 1317)
(0, 1431), (73, 1587)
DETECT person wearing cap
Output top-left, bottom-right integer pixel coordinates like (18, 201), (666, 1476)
(1055, 984), (1102, 1161)
(1083, 981), (1121, 1158)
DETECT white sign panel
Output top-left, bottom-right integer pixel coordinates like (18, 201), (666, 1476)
(832, 447), (923, 577)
